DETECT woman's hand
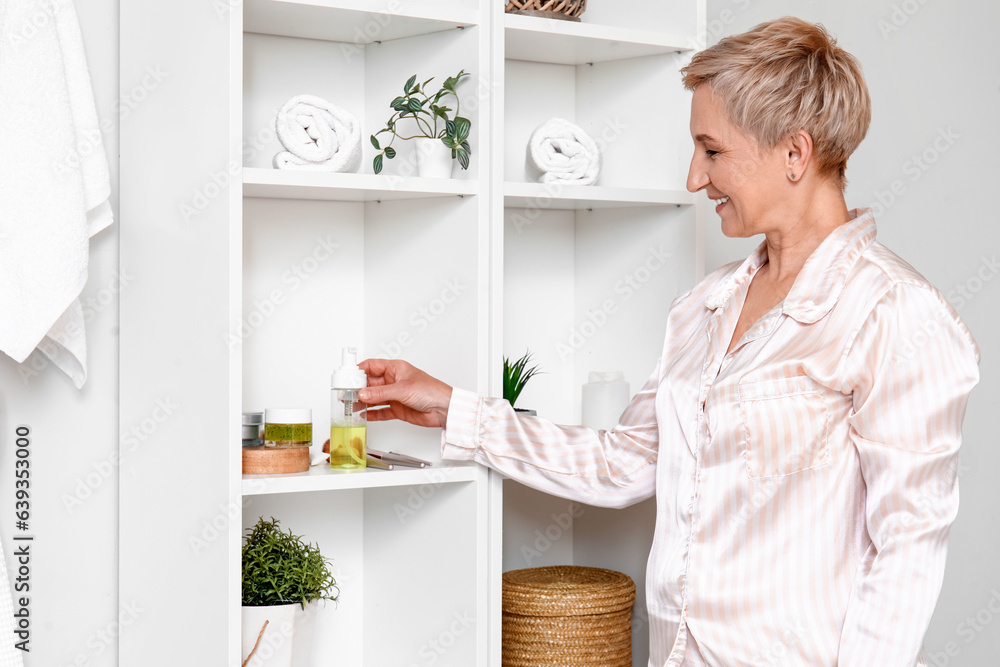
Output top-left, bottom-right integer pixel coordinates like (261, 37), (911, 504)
(358, 359), (453, 428)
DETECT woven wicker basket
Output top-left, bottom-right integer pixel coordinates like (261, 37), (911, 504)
(502, 566), (635, 667)
(505, 0), (587, 22)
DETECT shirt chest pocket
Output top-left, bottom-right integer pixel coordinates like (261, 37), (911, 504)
(738, 375), (831, 479)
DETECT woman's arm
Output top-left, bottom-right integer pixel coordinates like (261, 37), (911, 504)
(838, 285), (980, 665)
(359, 358), (662, 509)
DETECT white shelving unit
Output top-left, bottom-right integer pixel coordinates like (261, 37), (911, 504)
(243, 0), (480, 42)
(244, 167), (478, 201)
(120, 0), (704, 665)
(497, 3), (704, 665)
(504, 13), (697, 65)
(242, 462), (479, 495)
(504, 181), (694, 209)
(238, 2), (492, 664)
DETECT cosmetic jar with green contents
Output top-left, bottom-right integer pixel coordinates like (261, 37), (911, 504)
(263, 408), (312, 448)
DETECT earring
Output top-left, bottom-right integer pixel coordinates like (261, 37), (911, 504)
(790, 173), (797, 180)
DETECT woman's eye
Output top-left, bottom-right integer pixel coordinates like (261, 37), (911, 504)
(705, 149), (719, 157)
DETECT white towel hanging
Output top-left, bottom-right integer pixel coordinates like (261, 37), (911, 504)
(0, 0), (113, 388)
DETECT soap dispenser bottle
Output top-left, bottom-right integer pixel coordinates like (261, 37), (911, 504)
(330, 346), (367, 470)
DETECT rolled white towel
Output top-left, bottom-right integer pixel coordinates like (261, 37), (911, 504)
(526, 117), (601, 186)
(274, 94), (361, 172)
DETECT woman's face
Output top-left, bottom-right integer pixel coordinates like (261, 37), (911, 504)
(686, 85), (789, 238)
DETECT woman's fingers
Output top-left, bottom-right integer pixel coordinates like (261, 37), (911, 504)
(359, 382), (397, 406)
(355, 358), (451, 428)
(359, 358), (405, 383)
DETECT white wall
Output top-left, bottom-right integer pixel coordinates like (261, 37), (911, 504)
(702, 0), (1000, 663)
(0, 0), (120, 665)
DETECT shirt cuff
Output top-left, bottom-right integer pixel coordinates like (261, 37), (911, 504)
(440, 387), (483, 462)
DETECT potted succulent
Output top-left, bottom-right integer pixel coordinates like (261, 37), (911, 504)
(503, 351), (543, 416)
(370, 69), (472, 178)
(241, 516), (339, 667)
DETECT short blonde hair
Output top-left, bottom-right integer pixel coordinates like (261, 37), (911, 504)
(681, 17), (871, 189)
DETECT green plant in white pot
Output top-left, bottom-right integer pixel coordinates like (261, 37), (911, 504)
(370, 69), (471, 178)
(503, 351), (542, 416)
(242, 516), (339, 667)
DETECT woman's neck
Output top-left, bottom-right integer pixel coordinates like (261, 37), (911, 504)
(761, 184), (850, 282)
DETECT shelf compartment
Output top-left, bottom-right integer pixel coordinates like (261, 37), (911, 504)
(504, 13), (696, 65)
(244, 167), (478, 201)
(244, 0), (479, 42)
(505, 181), (693, 210)
(243, 481), (482, 665)
(503, 205), (698, 425)
(243, 461), (479, 495)
(502, 55), (693, 190)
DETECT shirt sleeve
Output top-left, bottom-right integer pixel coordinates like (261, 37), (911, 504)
(441, 361), (662, 509)
(838, 284), (980, 665)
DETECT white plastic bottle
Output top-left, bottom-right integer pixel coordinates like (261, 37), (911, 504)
(330, 347), (367, 470)
(581, 371), (630, 432)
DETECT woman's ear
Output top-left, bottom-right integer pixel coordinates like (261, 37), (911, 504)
(785, 130), (813, 182)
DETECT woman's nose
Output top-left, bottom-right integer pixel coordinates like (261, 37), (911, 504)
(686, 153), (708, 193)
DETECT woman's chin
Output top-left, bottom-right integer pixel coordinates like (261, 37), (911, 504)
(720, 219), (749, 238)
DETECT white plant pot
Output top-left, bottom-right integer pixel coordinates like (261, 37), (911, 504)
(241, 601), (319, 667)
(291, 601), (319, 666)
(414, 137), (454, 179)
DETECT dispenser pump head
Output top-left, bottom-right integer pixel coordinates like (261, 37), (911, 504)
(332, 346), (367, 389)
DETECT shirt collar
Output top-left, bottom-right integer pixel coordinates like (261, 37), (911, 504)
(704, 208), (878, 324)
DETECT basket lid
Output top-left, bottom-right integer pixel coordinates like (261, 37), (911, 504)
(502, 566), (635, 617)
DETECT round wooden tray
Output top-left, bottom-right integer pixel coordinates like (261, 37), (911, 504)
(242, 446), (310, 474)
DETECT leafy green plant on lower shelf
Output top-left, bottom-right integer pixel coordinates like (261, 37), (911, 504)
(503, 351), (542, 409)
(242, 516), (339, 607)
(370, 69), (472, 174)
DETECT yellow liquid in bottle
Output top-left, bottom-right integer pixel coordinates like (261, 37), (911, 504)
(329, 425), (367, 470)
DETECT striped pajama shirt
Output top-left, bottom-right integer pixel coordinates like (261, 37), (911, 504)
(443, 209), (980, 666)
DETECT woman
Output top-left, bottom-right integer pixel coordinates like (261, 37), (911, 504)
(359, 17), (980, 666)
